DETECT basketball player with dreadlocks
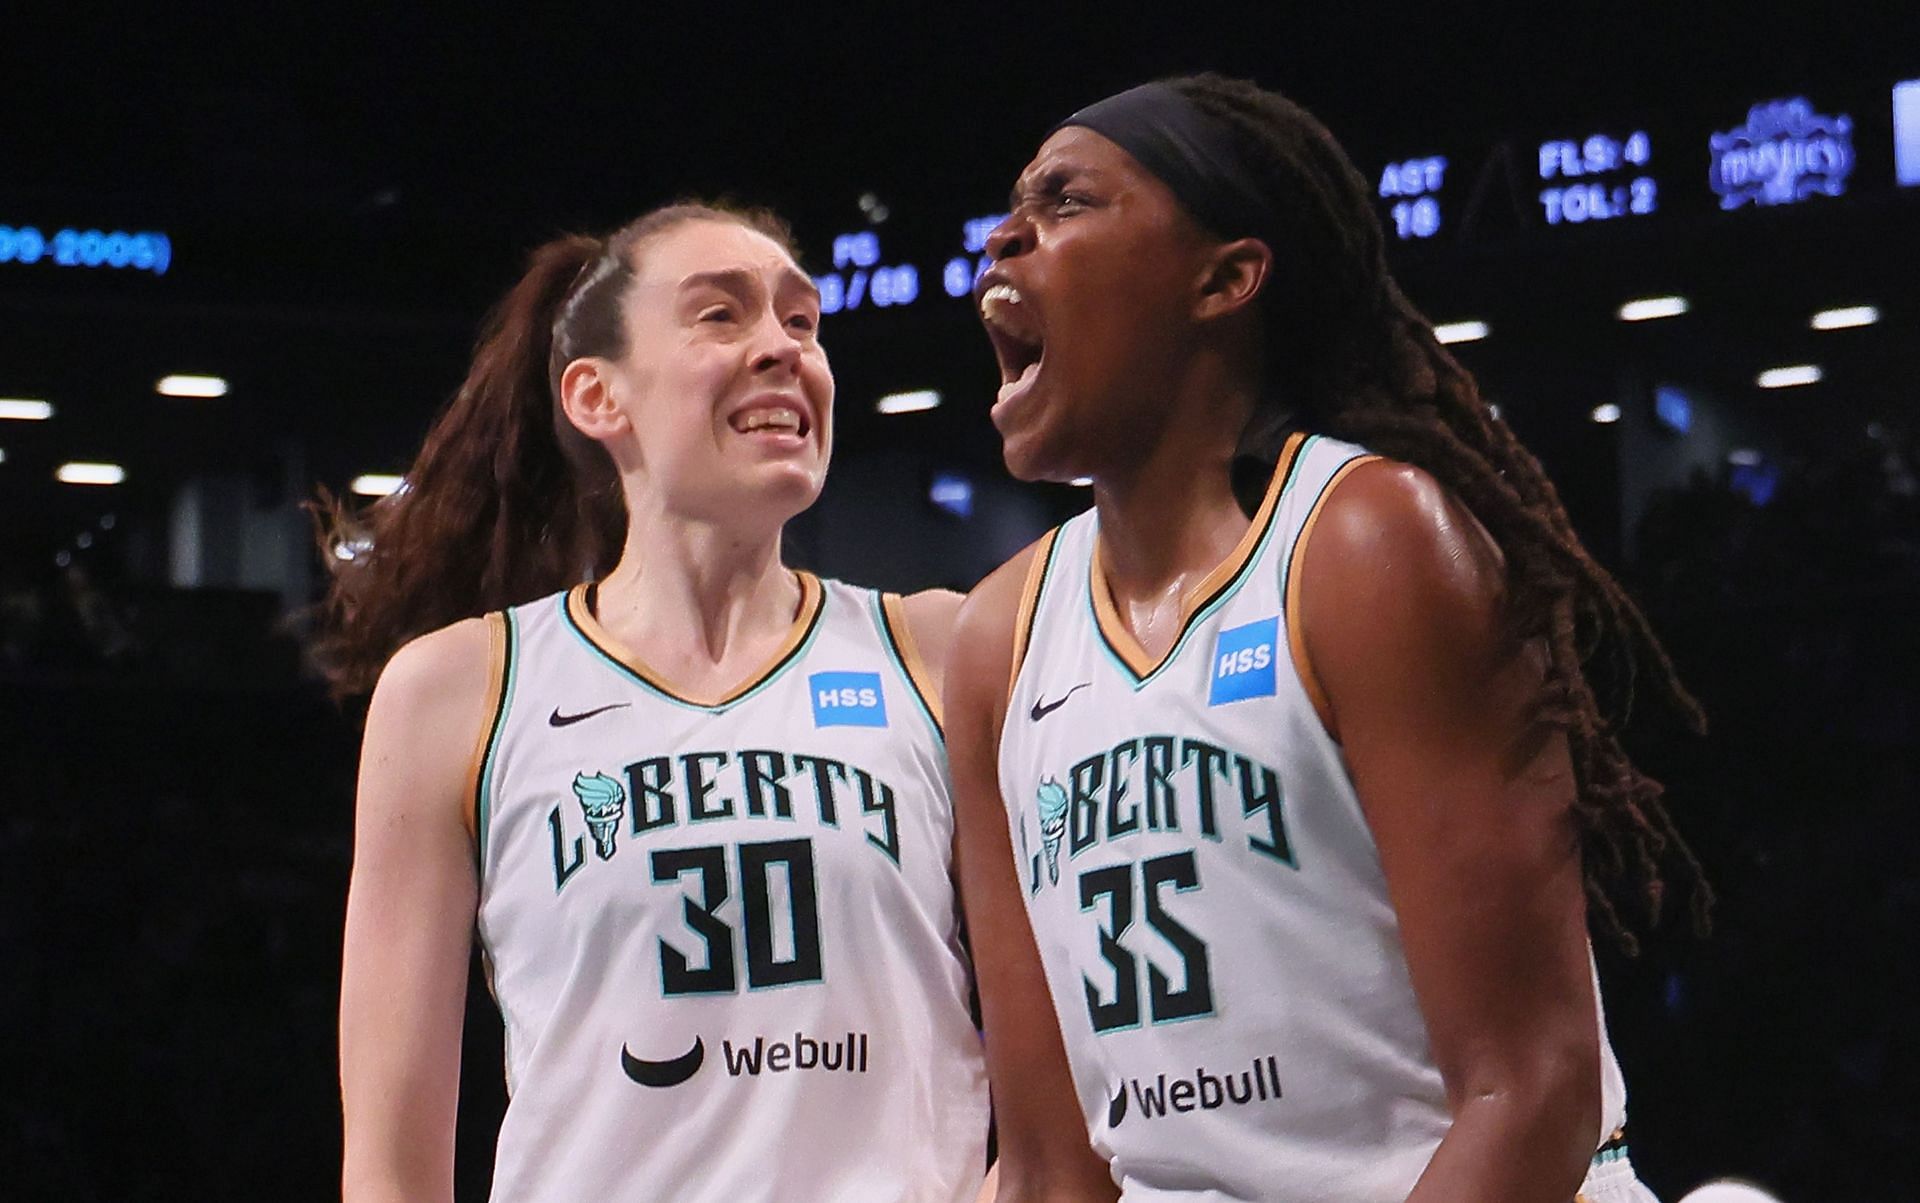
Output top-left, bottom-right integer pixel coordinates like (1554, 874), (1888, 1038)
(946, 75), (1709, 1202)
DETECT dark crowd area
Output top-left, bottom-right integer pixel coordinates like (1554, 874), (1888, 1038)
(3, 426), (1917, 1201)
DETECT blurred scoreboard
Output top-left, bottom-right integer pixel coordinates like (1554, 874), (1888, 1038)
(7, 79), (1913, 310)
(1369, 82), (1911, 245)
(807, 77), (1917, 326)
(811, 216), (1003, 317)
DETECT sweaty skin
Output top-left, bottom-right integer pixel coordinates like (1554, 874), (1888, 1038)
(1303, 460), (1600, 1203)
(956, 122), (1605, 1202)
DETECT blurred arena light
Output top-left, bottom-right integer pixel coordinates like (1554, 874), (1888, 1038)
(350, 473), (406, 497)
(875, 388), (941, 414)
(1618, 295), (1690, 321)
(155, 374), (229, 398)
(0, 397), (54, 420)
(1757, 364), (1822, 388)
(1810, 305), (1879, 330)
(1896, 78), (1920, 186)
(56, 461), (126, 485)
(1432, 320), (1489, 344)
(1676, 1180), (1786, 1203)
(1591, 403), (1623, 424)
(927, 471), (973, 518)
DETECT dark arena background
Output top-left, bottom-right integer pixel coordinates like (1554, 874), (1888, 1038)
(3, 7), (1917, 1200)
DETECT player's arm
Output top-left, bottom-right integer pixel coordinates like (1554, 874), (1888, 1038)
(1300, 460), (1601, 1203)
(972, 1161), (1001, 1203)
(897, 587), (966, 706)
(946, 547), (1119, 1203)
(339, 618), (496, 1203)
(896, 585), (1007, 1198)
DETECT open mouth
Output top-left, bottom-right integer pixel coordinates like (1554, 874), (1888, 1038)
(729, 402), (811, 439)
(979, 283), (1046, 407)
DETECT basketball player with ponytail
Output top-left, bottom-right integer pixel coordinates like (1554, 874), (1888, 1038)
(324, 203), (987, 1202)
(948, 77), (1708, 1201)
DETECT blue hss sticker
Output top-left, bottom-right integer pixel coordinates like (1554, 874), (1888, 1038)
(1208, 618), (1278, 706)
(809, 671), (889, 728)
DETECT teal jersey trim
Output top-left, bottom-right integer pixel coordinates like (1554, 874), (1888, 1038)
(1088, 436), (1318, 690)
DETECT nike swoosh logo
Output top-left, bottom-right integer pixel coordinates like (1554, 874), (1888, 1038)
(549, 702), (632, 728)
(1030, 682), (1091, 722)
(1108, 1081), (1128, 1128)
(621, 1037), (705, 1087)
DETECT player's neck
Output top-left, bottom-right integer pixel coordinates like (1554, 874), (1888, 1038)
(1092, 375), (1254, 602)
(593, 516), (799, 671)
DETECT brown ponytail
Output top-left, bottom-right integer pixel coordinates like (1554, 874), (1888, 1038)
(310, 202), (799, 699)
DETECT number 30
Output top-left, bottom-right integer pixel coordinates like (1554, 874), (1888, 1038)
(651, 838), (823, 994)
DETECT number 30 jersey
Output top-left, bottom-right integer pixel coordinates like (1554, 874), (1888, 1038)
(998, 434), (1630, 1201)
(474, 576), (988, 1203)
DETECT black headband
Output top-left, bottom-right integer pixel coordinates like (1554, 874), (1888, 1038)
(1049, 82), (1274, 246)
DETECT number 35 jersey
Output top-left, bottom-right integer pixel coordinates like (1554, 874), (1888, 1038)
(998, 434), (1629, 1201)
(475, 576), (988, 1203)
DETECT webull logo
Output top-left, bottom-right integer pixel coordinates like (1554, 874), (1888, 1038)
(620, 1031), (870, 1088)
(1107, 1055), (1283, 1127)
(722, 1031), (869, 1076)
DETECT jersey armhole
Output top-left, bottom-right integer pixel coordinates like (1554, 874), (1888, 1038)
(1008, 526), (1063, 701)
(1284, 454), (1381, 741)
(877, 592), (945, 738)
(467, 609), (516, 871)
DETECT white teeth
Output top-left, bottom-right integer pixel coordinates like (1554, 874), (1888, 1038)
(980, 284), (1024, 323)
(735, 408), (802, 433)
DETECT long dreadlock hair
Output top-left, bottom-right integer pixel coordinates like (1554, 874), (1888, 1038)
(1172, 73), (1710, 950)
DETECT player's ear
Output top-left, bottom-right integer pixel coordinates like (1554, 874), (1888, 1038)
(559, 357), (630, 443)
(1192, 238), (1272, 322)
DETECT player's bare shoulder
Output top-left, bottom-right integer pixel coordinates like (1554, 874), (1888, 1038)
(958, 535), (1054, 641)
(948, 534), (1058, 726)
(371, 617), (496, 724)
(360, 616), (502, 823)
(895, 588), (965, 692)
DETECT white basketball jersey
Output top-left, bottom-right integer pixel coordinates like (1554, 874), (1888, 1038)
(473, 574), (988, 1203)
(997, 433), (1630, 1201)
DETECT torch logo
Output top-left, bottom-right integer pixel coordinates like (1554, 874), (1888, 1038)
(572, 771), (627, 860)
(1035, 778), (1070, 886)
